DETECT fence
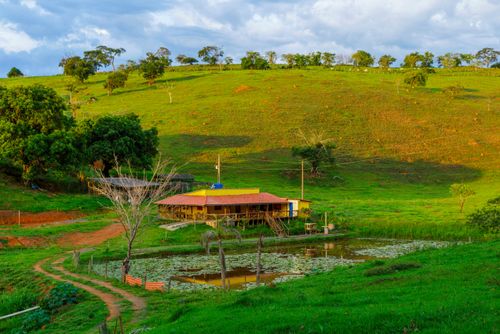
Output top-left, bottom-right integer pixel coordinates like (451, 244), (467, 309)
(124, 274), (165, 292)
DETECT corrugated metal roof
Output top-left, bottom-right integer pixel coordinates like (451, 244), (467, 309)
(156, 192), (288, 206)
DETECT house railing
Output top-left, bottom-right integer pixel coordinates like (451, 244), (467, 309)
(159, 210), (299, 221)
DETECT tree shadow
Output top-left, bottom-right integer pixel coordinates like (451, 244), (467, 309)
(224, 149), (483, 187)
(160, 134), (253, 156)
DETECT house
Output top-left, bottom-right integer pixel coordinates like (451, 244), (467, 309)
(155, 188), (310, 223)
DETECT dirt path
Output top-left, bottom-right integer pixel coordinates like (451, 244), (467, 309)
(52, 256), (146, 316)
(34, 223), (146, 323)
(34, 258), (121, 320)
(57, 223), (125, 247)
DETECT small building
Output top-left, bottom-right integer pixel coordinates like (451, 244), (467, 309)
(155, 188), (310, 223)
(88, 177), (160, 193)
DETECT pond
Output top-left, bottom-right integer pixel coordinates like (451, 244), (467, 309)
(93, 238), (453, 291)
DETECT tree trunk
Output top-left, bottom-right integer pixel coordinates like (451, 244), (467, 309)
(121, 241), (133, 281)
(256, 233), (263, 287)
(102, 163), (111, 177)
(218, 237), (227, 289)
(460, 199), (465, 213)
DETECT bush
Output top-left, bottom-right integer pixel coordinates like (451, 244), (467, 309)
(443, 84), (465, 97)
(467, 203), (499, 233)
(404, 71), (428, 89)
(19, 308), (50, 333)
(41, 283), (79, 313)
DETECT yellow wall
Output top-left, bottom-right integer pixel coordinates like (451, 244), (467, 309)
(187, 188), (260, 197)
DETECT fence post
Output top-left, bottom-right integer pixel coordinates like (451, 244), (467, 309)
(143, 273), (147, 289)
(98, 322), (108, 334)
(167, 277), (172, 292)
(105, 262), (108, 279)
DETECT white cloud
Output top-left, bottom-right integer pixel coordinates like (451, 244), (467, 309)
(20, 0), (51, 15)
(149, 6), (230, 32)
(0, 21), (40, 53)
(58, 26), (112, 49)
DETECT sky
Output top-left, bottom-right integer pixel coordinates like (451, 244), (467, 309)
(0, 0), (499, 77)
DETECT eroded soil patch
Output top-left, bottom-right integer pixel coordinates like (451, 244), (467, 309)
(0, 210), (84, 227)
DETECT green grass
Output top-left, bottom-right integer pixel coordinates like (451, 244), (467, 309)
(138, 240), (499, 334)
(1, 67), (498, 238)
(0, 248), (108, 334)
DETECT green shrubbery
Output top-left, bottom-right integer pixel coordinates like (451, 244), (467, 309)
(467, 197), (499, 233)
(13, 283), (80, 334)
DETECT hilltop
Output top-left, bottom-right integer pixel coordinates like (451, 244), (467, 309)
(0, 67), (499, 238)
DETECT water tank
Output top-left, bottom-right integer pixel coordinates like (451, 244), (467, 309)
(211, 183), (224, 189)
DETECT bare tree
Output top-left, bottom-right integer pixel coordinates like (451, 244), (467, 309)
(92, 158), (175, 279)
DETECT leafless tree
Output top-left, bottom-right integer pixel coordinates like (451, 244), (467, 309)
(92, 158), (175, 279)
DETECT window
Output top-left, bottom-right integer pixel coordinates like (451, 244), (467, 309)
(214, 206), (222, 211)
(197, 206), (203, 210)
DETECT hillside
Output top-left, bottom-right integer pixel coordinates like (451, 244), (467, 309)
(1, 68), (499, 238)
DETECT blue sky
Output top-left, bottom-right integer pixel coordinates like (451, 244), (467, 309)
(0, 0), (499, 77)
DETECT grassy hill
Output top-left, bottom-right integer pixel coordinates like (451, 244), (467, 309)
(1, 67), (499, 238)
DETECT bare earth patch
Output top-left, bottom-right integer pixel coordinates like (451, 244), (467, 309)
(57, 223), (124, 247)
(234, 84), (252, 93)
(0, 210), (84, 227)
(0, 236), (48, 248)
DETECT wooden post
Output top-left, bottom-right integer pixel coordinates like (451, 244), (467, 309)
(167, 277), (172, 292)
(18, 210), (21, 227)
(105, 262), (108, 279)
(256, 233), (263, 287)
(301, 160), (304, 200)
(143, 273), (147, 289)
(217, 154), (221, 184)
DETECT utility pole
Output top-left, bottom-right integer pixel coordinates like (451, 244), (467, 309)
(301, 159), (304, 200)
(217, 154), (221, 184)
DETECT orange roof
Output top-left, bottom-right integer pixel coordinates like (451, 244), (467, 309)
(156, 192), (288, 206)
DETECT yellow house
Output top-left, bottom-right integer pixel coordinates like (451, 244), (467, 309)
(156, 188), (310, 223)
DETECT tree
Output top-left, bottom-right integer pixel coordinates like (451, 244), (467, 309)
(450, 183), (475, 213)
(292, 131), (335, 175)
(352, 50), (374, 67)
(240, 51), (269, 70)
(307, 52), (322, 66)
(378, 55), (396, 69)
(92, 160), (174, 278)
(460, 54), (475, 66)
(421, 52), (434, 68)
(224, 57), (233, 65)
(0, 84), (72, 182)
(21, 130), (80, 182)
(293, 54), (309, 68)
(59, 56), (96, 82)
(138, 47), (172, 85)
(198, 46), (224, 67)
(79, 114), (159, 176)
(176, 54), (198, 65)
(437, 53), (462, 68)
(402, 52), (423, 68)
(404, 71), (427, 89)
(321, 52), (335, 67)
(200, 223), (241, 289)
(265, 51), (277, 65)
(96, 45), (126, 71)
(281, 54), (295, 68)
(475, 48), (499, 68)
(104, 71), (128, 95)
(7, 67), (23, 78)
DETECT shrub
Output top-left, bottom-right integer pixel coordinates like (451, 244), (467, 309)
(20, 308), (50, 333)
(443, 84), (465, 97)
(467, 203), (499, 233)
(404, 71), (428, 89)
(41, 283), (79, 313)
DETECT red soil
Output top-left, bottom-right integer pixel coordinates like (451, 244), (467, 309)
(0, 210), (83, 227)
(0, 236), (48, 248)
(57, 223), (125, 247)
